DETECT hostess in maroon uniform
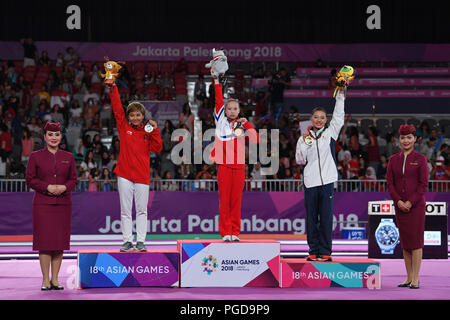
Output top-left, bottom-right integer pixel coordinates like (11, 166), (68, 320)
(386, 146), (429, 250)
(26, 148), (77, 251)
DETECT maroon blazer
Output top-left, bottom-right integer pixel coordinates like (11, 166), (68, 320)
(386, 150), (429, 208)
(26, 148), (78, 205)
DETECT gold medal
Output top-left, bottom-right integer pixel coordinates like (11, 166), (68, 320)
(231, 120), (244, 137)
(234, 127), (244, 137)
(304, 135), (314, 146)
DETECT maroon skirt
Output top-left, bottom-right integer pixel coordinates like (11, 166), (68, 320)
(32, 204), (72, 251)
(395, 204), (426, 250)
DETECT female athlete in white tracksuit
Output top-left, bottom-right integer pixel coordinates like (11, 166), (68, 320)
(295, 89), (346, 261)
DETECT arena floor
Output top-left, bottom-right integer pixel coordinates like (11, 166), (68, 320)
(0, 239), (449, 301)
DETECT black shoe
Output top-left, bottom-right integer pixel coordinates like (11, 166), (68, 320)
(397, 281), (411, 287)
(136, 242), (147, 252)
(50, 281), (64, 290)
(41, 282), (51, 291)
(120, 242), (135, 252)
(409, 282), (420, 289)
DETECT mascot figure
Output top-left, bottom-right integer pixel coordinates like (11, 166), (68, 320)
(101, 56), (125, 85)
(333, 65), (355, 97)
(205, 48), (229, 79)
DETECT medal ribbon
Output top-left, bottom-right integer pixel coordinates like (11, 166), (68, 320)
(308, 125), (325, 140)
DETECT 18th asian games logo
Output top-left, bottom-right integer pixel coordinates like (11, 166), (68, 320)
(201, 255), (218, 275)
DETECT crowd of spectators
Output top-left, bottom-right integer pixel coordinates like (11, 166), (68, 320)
(1, 40), (449, 192)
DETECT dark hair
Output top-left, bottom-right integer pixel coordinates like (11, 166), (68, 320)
(311, 107), (327, 116)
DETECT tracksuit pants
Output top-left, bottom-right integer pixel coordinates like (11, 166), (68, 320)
(117, 176), (149, 243)
(304, 182), (334, 256)
(218, 165), (245, 237)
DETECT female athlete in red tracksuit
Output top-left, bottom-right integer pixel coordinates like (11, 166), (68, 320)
(109, 84), (163, 252)
(210, 73), (259, 242)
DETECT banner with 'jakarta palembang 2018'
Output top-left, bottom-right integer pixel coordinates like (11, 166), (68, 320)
(0, 192), (449, 237)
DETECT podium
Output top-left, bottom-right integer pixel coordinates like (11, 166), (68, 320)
(77, 249), (179, 288)
(280, 258), (381, 288)
(178, 239), (280, 287)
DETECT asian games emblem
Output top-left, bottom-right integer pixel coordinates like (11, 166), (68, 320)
(201, 255), (218, 275)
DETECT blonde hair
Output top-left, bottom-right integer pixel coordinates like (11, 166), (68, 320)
(126, 102), (146, 117)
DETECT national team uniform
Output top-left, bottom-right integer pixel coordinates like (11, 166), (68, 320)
(211, 83), (259, 238)
(109, 84), (163, 244)
(295, 91), (345, 258)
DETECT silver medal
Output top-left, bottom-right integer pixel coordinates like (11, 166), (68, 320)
(144, 123), (154, 133)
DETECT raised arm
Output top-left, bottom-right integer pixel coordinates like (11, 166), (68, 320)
(109, 84), (127, 129)
(328, 90), (345, 140)
(211, 69), (224, 121)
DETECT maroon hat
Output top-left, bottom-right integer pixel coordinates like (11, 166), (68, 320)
(43, 122), (62, 133)
(398, 124), (416, 136)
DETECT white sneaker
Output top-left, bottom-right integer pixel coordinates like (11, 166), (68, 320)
(222, 235), (231, 242)
(231, 235), (240, 241)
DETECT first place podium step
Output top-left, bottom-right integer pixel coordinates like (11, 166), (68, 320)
(178, 239), (280, 287)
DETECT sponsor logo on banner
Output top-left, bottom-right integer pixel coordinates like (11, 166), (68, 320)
(369, 202), (394, 215)
(424, 231), (441, 246)
(369, 201), (447, 216)
(425, 202), (447, 215)
(201, 255), (218, 275)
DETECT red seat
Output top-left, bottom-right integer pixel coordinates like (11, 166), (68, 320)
(187, 62), (199, 74)
(118, 87), (130, 94)
(92, 83), (103, 94)
(199, 62), (209, 75)
(148, 62), (159, 74)
(133, 61), (146, 73)
(134, 70), (144, 80)
(160, 62), (172, 74)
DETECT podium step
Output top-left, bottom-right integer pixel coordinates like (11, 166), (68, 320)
(77, 249), (179, 288)
(179, 239), (280, 287)
(280, 258), (381, 288)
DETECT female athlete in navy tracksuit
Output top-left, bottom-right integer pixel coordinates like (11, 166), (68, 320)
(295, 88), (346, 261)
